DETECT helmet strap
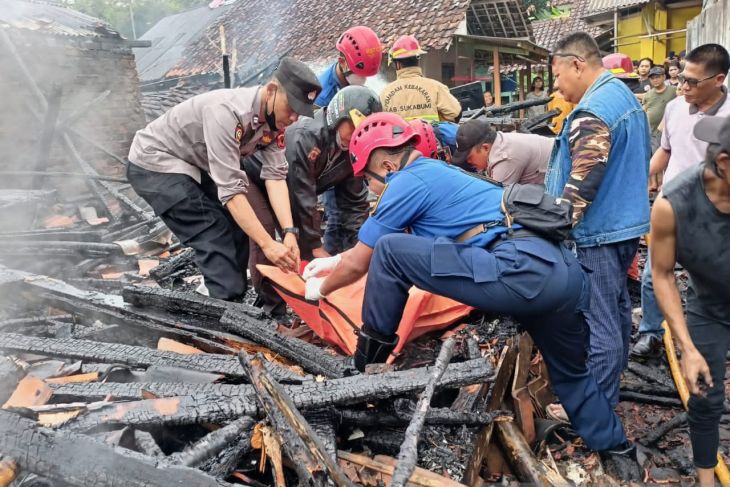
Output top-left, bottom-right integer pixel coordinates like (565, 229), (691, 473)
(364, 168), (387, 185)
(398, 148), (413, 170)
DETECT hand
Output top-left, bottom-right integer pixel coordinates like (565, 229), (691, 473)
(262, 240), (297, 273)
(311, 246), (331, 259)
(302, 254), (342, 280)
(305, 276), (326, 301)
(283, 232), (301, 271)
(681, 347), (713, 396)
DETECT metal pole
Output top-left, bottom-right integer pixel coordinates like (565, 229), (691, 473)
(129, 1), (137, 40)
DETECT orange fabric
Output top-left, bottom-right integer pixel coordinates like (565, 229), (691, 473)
(256, 265), (473, 357)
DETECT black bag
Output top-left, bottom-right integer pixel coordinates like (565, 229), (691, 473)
(501, 184), (573, 241)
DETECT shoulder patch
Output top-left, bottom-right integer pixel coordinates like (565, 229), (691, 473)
(307, 147), (321, 161)
(261, 131), (274, 145)
(371, 183), (389, 215)
(234, 123), (243, 143)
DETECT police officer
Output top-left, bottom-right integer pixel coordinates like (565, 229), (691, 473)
(314, 26), (383, 107)
(243, 85), (381, 315)
(127, 57), (321, 301)
(302, 112), (636, 458)
(380, 35), (462, 122)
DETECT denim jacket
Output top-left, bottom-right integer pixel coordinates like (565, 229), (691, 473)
(545, 71), (650, 247)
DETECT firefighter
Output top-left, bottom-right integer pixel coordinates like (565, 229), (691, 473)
(126, 57), (321, 301)
(315, 26), (383, 107)
(243, 85), (381, 316)
(380, 35), (462, 122)
(409, 119), (458, 162)
(300, 112), (639, 463)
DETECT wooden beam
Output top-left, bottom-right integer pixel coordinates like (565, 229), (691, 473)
(493, 48), (502, 106)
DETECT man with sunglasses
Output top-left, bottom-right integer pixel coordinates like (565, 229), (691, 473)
(633, 43), (730, 361)
(545, 33), (651, 419)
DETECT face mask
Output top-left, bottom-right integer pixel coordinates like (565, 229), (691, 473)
(265, 88), (278, 131)
(335, 130), (349, 151)
(345, 73), (367, 86)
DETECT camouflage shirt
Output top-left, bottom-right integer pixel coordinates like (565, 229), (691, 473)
(563, 112), (611, 226)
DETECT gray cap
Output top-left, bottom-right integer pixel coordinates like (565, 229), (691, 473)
(649, 66), (666, 77)
(694, 115), (730, 153)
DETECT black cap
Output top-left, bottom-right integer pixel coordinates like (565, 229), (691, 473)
(452, 118), (492, 165)
(649, 66), (665, 77)
(694, 115), (730, 153)
(274, 57), (322, 118)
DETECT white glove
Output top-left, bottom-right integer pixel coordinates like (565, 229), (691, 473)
(302, 254), (342, 280)
(305, 276), (326, 301)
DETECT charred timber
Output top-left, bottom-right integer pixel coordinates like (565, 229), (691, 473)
(58, 358), (493, 429)
(170, 416), (255, 467)
(148, 248), (196, 282)
(239, 352), (354, 487)
(641, 411), (687, 445)
(337, 407), (496, 427)
(220, 309), (352, 378)
(122, 290), (349, 378)
(0, 333), (303, 382)
(0, 410), (230, 487)
(0, 241), (126, 258)
(391, 338), (456, 487)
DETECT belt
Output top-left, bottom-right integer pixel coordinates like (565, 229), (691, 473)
(455, 222), (540, 246)
(486, 228), (542, 250)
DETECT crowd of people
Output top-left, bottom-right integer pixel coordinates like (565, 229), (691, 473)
(124, 26), (730, 484)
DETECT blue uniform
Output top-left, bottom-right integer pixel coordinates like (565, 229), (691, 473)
(359, 157), (627, 452)
(314, 62), (344, 107)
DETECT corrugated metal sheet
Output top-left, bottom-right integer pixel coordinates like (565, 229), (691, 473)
(585, 0), (650, 14)
(687, 0), (729, 52)
(135, 4), (234, 83)
(0, 0), (119, 38)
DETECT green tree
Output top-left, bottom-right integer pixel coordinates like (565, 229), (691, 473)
(60, 0), (205, 39)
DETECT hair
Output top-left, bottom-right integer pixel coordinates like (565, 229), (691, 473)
(685, 43), (730, 76)
(530, 76), (544, 91)
(553, 32), (602, 67)
(638, 57), (654, 67)
(668, 60), (680, 69)
(395, 57), (419, 68)
(370, 142), (416, 166)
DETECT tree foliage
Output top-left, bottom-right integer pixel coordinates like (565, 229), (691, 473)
(60, 0), (205, 39)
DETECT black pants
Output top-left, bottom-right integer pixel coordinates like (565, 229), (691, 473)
(687, 312), (730, 469)
(127, 163), (249, 301)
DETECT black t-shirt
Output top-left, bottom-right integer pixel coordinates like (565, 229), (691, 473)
(632, 78), (651, 94)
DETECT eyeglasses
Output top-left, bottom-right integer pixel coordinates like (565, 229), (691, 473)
(549, 52), (586, 64)
(678, 73), (717, 88)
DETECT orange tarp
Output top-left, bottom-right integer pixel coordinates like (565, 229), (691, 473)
(257, 265), (473, 358)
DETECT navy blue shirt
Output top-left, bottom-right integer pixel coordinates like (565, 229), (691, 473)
(358, 157), (510, 248)
(314, 62), (344, 107)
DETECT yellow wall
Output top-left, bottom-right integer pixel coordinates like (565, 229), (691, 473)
(616, 1), (700, 63)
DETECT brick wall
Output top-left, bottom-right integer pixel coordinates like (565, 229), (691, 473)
(0, 29), (145, 179)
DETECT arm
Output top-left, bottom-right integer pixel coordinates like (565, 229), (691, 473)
(265, 179), (299, 268)
(320, 242), (373, 294)
(650, 198), (712, 394)
(650, 147), (670, 177)
(201, 105), (294, 271)
(437, 82), (463, 122)
(561, 114), (611, 226)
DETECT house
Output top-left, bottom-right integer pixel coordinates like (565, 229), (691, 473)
(0, 0), (146, 176)
(582, 0), (701, 63)
(135, 0), (549, 110)
(532, 0), (613, 52)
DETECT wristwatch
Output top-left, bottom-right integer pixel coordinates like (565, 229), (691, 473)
(282, 227), (300, 238)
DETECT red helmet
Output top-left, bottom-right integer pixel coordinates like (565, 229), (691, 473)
(336, 26), (383, 77)
(349, 113), (420, 177)
(389, 35), (426, 62)
(409, 119), (438, 158)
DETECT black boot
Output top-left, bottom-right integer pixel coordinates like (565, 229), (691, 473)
(630, 333), (663, 360)
(600, 441), (646, 481)
(354, 327), (399, 372)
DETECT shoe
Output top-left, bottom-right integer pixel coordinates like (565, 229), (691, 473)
(600, 442), (644, 481)
(630, 334), (663, 360)
(353, 328), (398, 372)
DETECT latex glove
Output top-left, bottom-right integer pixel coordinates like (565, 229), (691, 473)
(305, 276), (326, 301)
(302, 254), (341, 280)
